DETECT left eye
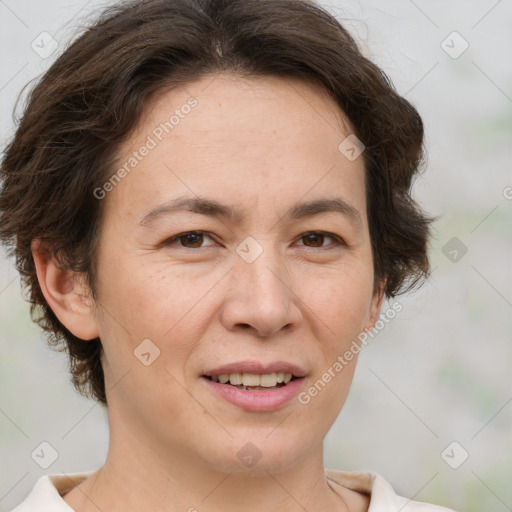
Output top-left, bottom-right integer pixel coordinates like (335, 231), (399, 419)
(296, 231), (344, 248)
(163, 231), (344, 249)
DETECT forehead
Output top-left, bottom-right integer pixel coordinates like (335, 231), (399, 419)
(133, 72), (353, 157)
(104, 73), (367, 227)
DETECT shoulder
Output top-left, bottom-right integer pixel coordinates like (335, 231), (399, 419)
(324, 468), (458, 512)
(8, 471), (95, 512)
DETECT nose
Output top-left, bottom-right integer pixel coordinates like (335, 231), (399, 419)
(220, 241), (303, 338)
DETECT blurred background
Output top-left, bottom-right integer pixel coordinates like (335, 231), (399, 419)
(0, 1), (511, 511)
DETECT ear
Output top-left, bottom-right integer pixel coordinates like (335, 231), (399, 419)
(31, 240), (99, 340)
(364, 279), (386, 331)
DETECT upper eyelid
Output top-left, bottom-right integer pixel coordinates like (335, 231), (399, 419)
(165, 230), (345, 247)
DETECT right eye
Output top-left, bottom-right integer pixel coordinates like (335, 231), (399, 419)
(161, 231), (217, 249)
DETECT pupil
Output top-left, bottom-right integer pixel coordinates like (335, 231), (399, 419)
(304, 233), (323, 247)
(182, 232), (203, 248)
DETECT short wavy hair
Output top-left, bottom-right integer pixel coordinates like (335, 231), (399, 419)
(0, 0), (433, 405)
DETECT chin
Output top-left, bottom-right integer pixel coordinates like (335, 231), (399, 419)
(198, 433), (313, 475)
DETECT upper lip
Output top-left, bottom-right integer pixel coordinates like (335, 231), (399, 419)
(203, 360), (307, 378)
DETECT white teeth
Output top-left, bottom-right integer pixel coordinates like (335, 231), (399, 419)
(229, 373), (242, 385)
(242, 373), (260, 386)
(213, 372), (293, 387)
(259, 373), (278, 387)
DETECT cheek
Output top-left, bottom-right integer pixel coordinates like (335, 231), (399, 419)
(302, 264), (373, 341)
(96, 256), (185, 332)
(94, 257), (219, 376)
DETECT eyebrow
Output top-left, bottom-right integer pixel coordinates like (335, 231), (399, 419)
(139, 195), (363, 228)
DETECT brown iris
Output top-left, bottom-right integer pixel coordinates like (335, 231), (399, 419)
(301, 232), (325, 247)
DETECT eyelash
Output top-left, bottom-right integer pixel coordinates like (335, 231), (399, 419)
(162, 230), (346, 250)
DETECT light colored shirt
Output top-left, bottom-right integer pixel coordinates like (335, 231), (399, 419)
(9, 468), (457, 511)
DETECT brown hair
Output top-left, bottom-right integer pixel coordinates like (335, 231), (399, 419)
(0, 0), (432, 405)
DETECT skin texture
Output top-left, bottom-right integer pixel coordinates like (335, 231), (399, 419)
(33, 73), (384, 512)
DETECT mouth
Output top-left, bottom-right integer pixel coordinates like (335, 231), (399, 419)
(203, 372), (299, 391)
(201, 367), (306, 411)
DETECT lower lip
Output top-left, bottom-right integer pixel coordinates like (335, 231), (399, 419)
(201, 376), (305, 412)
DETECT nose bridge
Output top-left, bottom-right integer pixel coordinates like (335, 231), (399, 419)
(236, 235), (288, 299)
(222, 234), (301, 337)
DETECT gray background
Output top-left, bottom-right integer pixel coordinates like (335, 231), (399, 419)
(1, 1), (511, 511)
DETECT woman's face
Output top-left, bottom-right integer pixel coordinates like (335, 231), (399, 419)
(92, 73), (383, 473)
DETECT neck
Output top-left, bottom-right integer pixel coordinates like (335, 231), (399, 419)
(62, 426), (350, 512)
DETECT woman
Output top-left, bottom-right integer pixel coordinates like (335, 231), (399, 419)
(0, 0), (455, 510)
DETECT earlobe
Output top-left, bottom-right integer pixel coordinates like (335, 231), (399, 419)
(365, 280), (386, 331)
(31, 240), (99, 340)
